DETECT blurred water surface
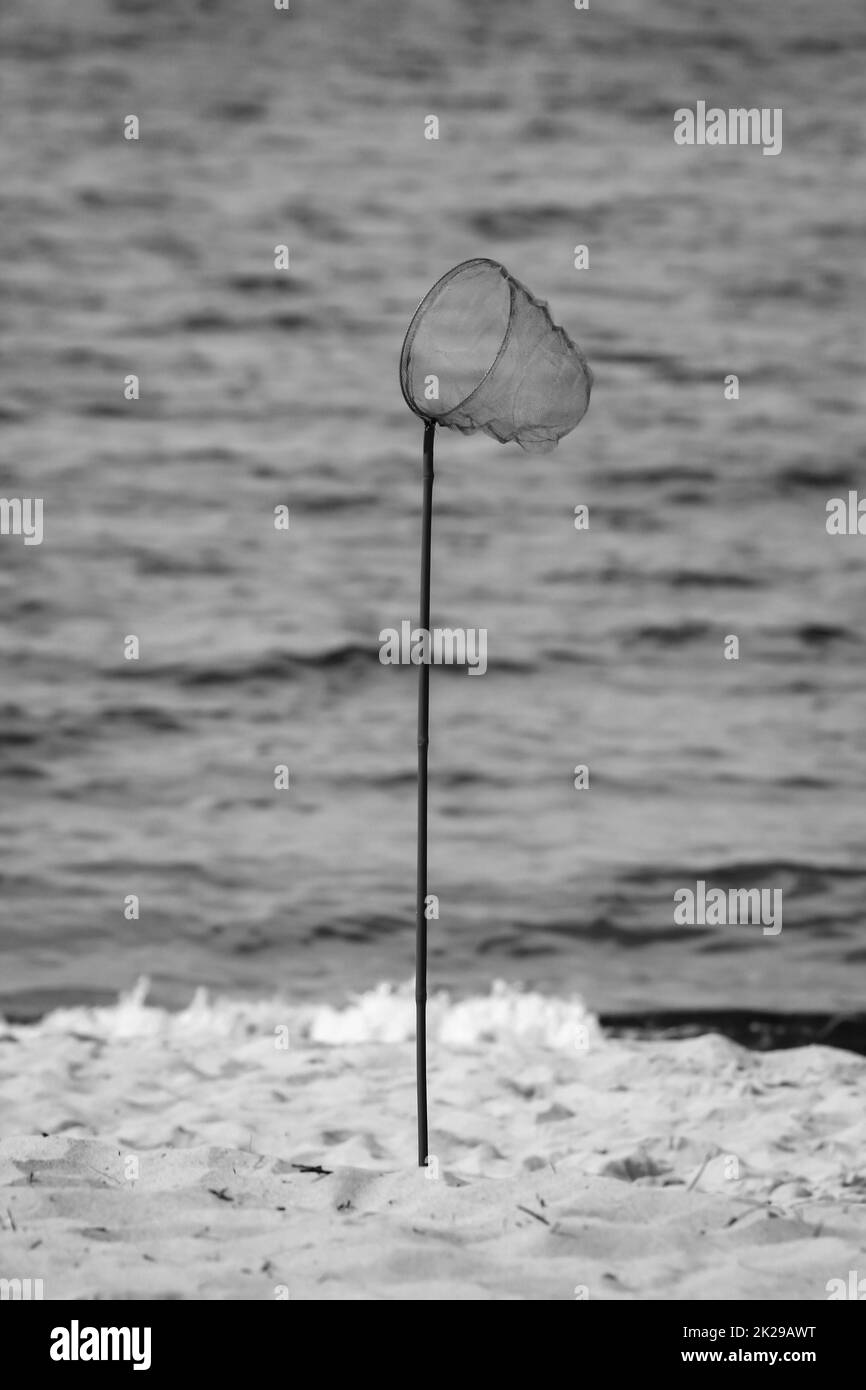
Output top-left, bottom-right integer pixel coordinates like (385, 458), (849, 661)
(1, 0), (864, 1014)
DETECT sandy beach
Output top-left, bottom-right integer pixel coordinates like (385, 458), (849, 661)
(1, 982), (864, 1301)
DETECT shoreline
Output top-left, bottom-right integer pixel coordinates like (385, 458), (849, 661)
(2, 982), (865, 1056)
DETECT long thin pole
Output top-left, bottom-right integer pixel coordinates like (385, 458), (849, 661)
(416, 418), (435, 1167)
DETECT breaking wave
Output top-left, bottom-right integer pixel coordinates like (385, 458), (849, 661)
(1, 977), (601, 1051)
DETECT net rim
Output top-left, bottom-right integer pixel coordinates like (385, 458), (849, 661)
(398, 257), (516, 425)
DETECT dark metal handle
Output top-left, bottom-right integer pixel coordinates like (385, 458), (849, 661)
(415, 418), (435, 1166)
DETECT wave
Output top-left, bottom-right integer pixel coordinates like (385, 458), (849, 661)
(134, 645), (378, 687)
(164, 311), (316, 334)
(6, 979), (864, 1056)
(622, 860), (866, 891)
(114, 647), (536, 687)
(0, 977), (600, 1051)
(610, 621), (861, 653)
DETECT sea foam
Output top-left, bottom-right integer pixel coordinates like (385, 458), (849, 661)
(2, 977), (600, 1051)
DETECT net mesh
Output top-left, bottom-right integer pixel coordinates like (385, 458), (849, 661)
(400, 258), (592, 453)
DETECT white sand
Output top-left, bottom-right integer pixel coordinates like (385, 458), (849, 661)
(1, 981), (864, 1300)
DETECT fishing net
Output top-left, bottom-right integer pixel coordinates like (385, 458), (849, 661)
(399, 258), (592, 453)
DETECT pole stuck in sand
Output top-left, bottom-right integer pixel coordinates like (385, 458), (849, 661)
(415, 418), (435, 1168)
(399, 259), (592, 1166)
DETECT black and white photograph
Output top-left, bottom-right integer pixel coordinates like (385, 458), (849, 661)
(1, 0), (864, 1334)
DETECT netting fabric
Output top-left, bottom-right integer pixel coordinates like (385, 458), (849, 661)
(400, 258), (592, 453)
